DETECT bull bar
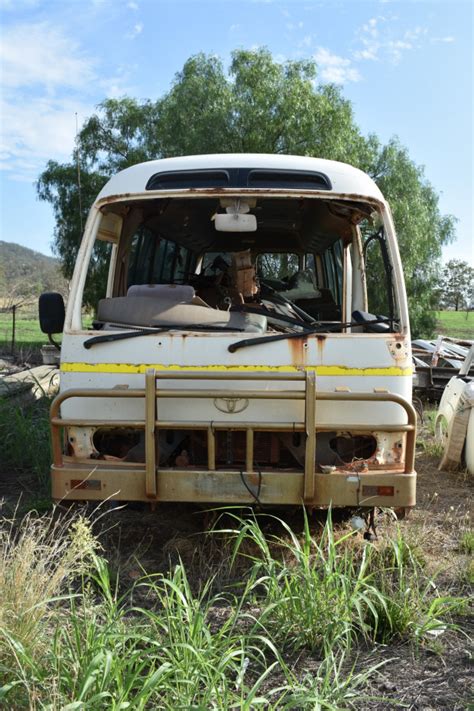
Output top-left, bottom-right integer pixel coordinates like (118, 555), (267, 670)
(50, 370), (417, 506)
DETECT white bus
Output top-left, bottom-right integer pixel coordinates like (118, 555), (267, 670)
(40, 154), (416, 513)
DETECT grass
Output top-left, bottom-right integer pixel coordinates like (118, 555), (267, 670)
(0, 308), (48, 356)
(222, 511), (464, 651)
(415, 405), (445, 458)
(434, 310), (473, 340)
(0, 509), (389, 709)
(0, 508), (467, 709)
(0, 396), (52, 505)
(459, 530), (474, 555)
(0, 512), (99, 667)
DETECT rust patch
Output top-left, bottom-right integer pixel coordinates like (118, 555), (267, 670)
(99, 192), (133, 205)
(289, 337), (308, 366)
(96, 190), (384, 210)
(315, 333), (326, 361)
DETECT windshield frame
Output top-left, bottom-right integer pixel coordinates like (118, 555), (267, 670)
(65, 189), (409, 336)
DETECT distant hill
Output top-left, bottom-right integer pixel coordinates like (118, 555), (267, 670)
(0, 241), (68, 306)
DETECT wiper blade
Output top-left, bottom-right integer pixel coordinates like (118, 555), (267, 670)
(84, 324), (244, 349)
(84, 327), (169, 349)
(228, 317), (391, 353)
(231, 305), (313, 331)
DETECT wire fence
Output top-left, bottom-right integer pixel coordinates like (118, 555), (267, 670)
(0, 303), (43, 357)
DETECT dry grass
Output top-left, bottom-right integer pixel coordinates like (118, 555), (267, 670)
(0, 509), (99, 665)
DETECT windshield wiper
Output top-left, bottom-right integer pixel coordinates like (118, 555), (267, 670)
(228, 317), (392, 353)
(84, 324), (244, 349)
(231, 305), (313, 331)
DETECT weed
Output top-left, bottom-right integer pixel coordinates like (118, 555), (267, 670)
(0, 508), (468, 709)
(459, 530), (474, 555)
(459, 559), (474, 586)
(364, 530), (465, 643)
(0, 513), (382, 709)
(220, 511), (464, 653)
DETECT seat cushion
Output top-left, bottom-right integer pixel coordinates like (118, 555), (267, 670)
(97, 297), (267, 333)
(127, 284), (195, 304)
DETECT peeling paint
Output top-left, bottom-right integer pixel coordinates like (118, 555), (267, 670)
(61, 362), (414, 376)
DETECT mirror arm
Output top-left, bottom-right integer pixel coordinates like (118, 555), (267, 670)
(48, 333), (61, 350)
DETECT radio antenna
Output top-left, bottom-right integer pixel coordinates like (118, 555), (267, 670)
(75, 112), (83, 234)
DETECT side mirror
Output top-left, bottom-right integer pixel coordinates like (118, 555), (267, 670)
(39, 292), (65, 334)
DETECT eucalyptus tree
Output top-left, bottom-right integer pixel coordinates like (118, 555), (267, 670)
(37, 48), (454, 334)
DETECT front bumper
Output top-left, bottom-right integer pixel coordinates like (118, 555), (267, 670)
(51, 461), (416, 507)
(50, 369), (417, 508)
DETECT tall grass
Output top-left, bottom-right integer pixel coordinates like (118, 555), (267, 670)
(0, 512), (99, 673)
(222, 510), (464, 653)
(0, 508), (466, 709)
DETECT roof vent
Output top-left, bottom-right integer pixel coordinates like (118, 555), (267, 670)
(146, 170), (230, 190)
(247, 169), (331, 190)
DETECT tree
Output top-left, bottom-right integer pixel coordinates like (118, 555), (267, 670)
(438, 259), (474, 311)
(37, 49), (455, 334)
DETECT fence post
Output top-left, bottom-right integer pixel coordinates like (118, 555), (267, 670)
(11, 304), (16, 355)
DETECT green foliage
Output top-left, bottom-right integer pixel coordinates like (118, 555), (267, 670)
(37, 49), (455, 327)
(36, 160), (108, 309)
(366, 138), (456, 336)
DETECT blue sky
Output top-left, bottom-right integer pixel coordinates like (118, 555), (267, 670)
(1, 0), (472, 265)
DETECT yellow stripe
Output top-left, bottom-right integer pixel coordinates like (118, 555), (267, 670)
(60, 362), (413, 376)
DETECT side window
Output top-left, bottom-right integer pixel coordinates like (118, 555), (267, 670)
(128, 228), (155, 285)
(127, 227), (193, 288)
(364, 229), (396, 321)
(319, 240), (344, 306)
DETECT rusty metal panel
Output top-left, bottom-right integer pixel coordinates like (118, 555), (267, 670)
(312, 471), (416, 508)
(51, 464), (415, 508)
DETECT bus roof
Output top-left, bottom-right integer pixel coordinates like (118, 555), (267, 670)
(97, 153), (385, 203)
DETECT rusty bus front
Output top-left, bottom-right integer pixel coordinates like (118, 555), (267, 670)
(42, 154), (416, 511)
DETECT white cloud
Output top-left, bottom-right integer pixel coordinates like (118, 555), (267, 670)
(0, 95), (93, 181)
(0, 21), (133, 180)
(99, 66), (135, 98)
(0, 22), (96, 91)
(127, 1), (138, 9)
(314, 47), (361, 84)
(230, 23), (240, 32)
(0, 0), (39, 9)
(300, 35), (312, 47)
(127, 22), (143, 39)
(431, 36), (455, 43)
(286, 21), (304, 31)
(354, 16), (444, 65)
(354, 16), (381, 61)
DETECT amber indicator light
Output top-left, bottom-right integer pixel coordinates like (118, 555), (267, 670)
(377, 486), (394, 496)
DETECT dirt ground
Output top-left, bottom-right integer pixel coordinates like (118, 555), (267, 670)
(1, 426), (472, 709)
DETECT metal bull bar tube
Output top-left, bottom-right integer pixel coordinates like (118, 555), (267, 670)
(50, 369), (416, 504)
